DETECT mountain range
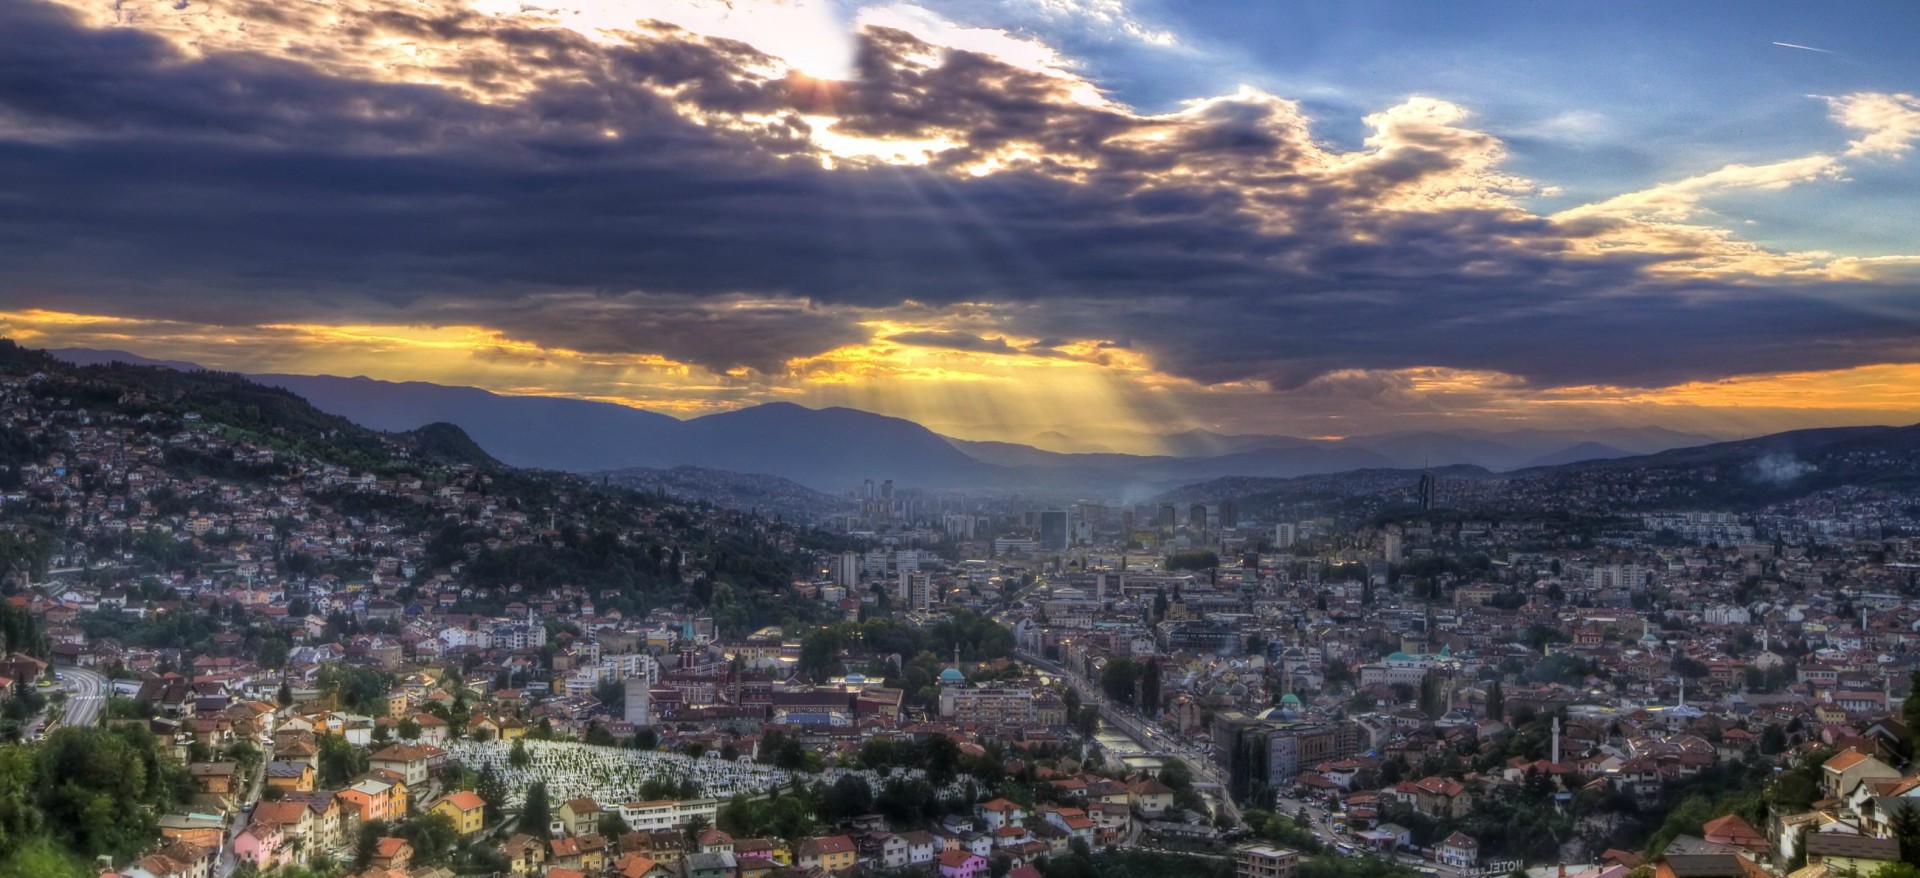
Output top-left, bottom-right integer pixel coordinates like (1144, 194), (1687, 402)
(1163, 421), (1920, 516)
(49, 347), (1725, 493)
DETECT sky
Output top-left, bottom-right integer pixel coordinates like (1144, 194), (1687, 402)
(2, 0), (1918, 453)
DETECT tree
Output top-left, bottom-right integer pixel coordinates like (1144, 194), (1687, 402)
(1484, 680), (1504, 721)
(1893, 800), (1920, 866)
(397, 812), (459, 867)
(681, 813), (711, 849)
(824, 774), (874, 821)
(924, 734), (961, 789)
(1101, 659), (1141, 706)
(476, 765), (508, 824)
(1905, 671), (1920, 738)
(353, 820), (387, 870)
(1165, 551), (1219, 572)
(275, 681), (293, 708)
(593, 678), (624, 711)
(508, 738), (530, 769)
(1072, 704), (1099, 738)
(598, 812), (629, 839)
(520, 782), (552, 840)
(318, 733), (368, 788)
(1139, 661), (1162, 717)
(1418, 674), (1445, 719)
(19, 725), (193, 860)
(397, 718), (421, 741)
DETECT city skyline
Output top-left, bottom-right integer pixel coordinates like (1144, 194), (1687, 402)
(3, 0), (1919, 448)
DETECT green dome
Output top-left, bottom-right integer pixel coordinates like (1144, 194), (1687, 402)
(1280, 693), (1302, 705)
(940, 667), (966, 682)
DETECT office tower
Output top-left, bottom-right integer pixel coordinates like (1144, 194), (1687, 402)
(1039, 509), (1069, 551)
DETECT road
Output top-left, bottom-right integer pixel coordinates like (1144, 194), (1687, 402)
(1274, 794), (1345, 848)
(1013, 648), (1242, 827)
(53, 666), (106, 729)
(1274, 793), (1457, 875)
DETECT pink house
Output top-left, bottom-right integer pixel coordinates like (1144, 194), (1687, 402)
(234, 822), (293, 870)
(938, 850), (987, 878)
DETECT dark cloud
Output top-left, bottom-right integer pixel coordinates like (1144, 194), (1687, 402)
(0, 0), (1915, 389)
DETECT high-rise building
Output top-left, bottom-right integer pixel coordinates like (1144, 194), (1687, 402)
(1418, 471), (1438, 511)
(1219, 502), (1238, 530)
(1189, 503), (1209, 534)
(623, 676), (652, 725)
(1158, 504), (1178, 532)
(1038, 509), (1069, 551)
(1273, 523), (1296, 549)
(836, 550), (860, 589)
(898, 572), (933, 611)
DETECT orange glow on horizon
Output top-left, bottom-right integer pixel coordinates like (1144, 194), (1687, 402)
(5, 308), (1920, 451)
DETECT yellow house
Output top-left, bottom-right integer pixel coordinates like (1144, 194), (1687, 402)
(504, 833), (546, 875)
(557, 797), (603, 837)
(577, 835), (607, 873)
(430, 790), (488, 837)
(613, 853), (664, 878)
(797, 836), (856, 873)
(265, 761), (316, 793)
(1804, 833), (1899, 875)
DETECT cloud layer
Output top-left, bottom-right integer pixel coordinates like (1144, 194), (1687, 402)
(1, 0), (1918, 435)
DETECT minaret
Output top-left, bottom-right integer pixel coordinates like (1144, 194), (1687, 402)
(1551, 716), (1561, 766)
(1678, 678), (1686, 709)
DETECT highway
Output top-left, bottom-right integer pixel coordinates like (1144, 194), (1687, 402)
(54, 666), (107, 729)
